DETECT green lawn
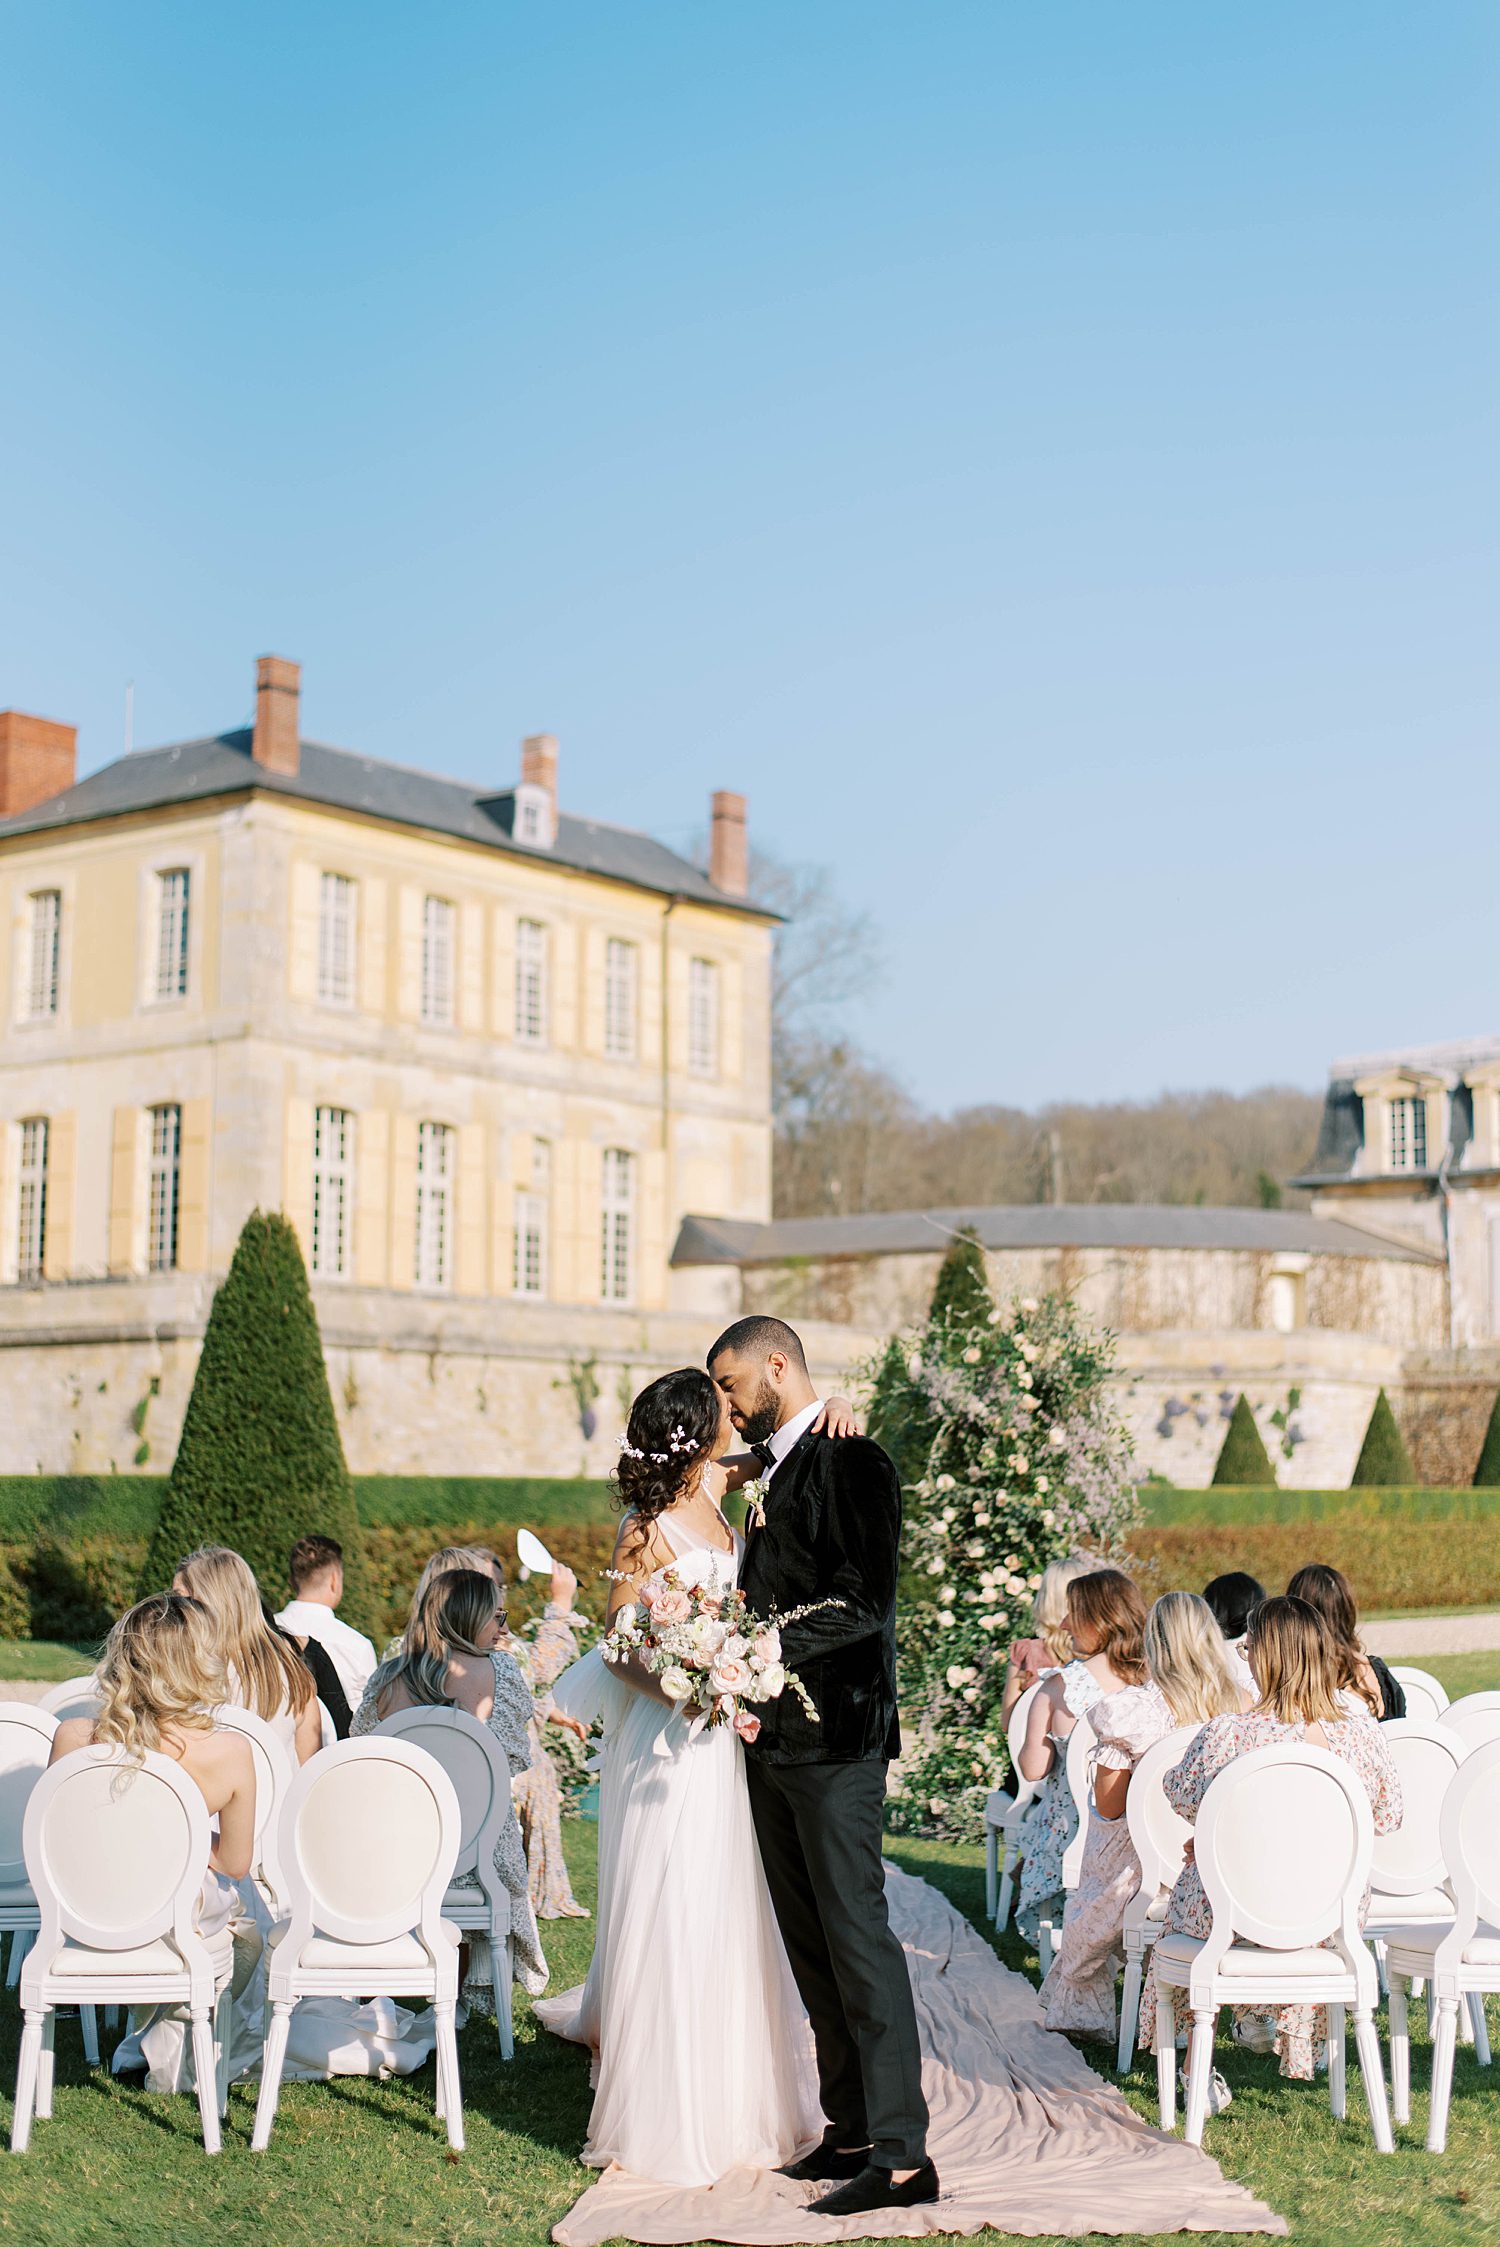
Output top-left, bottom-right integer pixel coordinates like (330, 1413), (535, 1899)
(3, 1826), (1500, 2247)
(1383, 1649), (1500, 1702)
(0, 1640), (99, 1684)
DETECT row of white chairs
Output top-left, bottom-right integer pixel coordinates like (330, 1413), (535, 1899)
(2, 1694), (523, 2154)
(30, 1672), (340, 1746)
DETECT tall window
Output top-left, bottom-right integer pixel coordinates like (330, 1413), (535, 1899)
(16, 1118), (47, 1281)
(312, 1105), (353, 1279)
(148, 1103), (182, 1272)
(1390, 1096), (1428, 1171)
(25, 891), (61, 1020)
(421, 896), (455, 1026)
(415, 1120), (453, 1288)
(600, 1147), (634, 1302)
(513, 1138), (550, 1298)
(154, 870), (191, 1001)
(688, 957), (720, 1078)
(514, 918), (548, 1045)
(604, 938), (637, 1062)
(318, 874), (356, 1007)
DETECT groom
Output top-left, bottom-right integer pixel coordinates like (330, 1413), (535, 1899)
(709, 1315), (937, 2216)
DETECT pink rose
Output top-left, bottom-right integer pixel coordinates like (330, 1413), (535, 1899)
(710, 1654), (752, 1696)
(646, 1585), (692, 1626)
(732, 1709), (761, 1743)
(750, 1628), (782, 1667)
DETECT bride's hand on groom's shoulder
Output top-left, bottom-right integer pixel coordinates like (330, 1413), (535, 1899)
(813, 1395), (860, 1440)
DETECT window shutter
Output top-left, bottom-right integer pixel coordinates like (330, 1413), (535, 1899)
(108, 1106), (141, 1273)
(551, 1136), (583, 1302)
(721, 955), (744, 1082)
(552, 920), (578, 1049)
(396, 886), (422, 1020)
(492, 911), (516, 1039)
(288, 862), (320, 1002)
(388, 1114), (418, 1287)
(355, 1108), (389, 1284)
(175, 1097), (212, 1271)
(639, 937), (663, 1072)
(282, 1097), (314, 1265)
(640, 1148), (668, 1309)
(459, 900), (485, 1031)
(456, 1122), (487, 1294)
(582, 928), (606, 1055)
(360, 876), (387, 1015)
(39, 1109), (75, 1279)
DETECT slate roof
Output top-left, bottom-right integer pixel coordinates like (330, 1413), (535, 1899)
(672, 1203), (1442, 1267)
(1293, 1033), (1500, 1185)
(0, 729), (770, 917)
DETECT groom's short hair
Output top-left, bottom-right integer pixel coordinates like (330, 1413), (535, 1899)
(707, 1315), (808, 1374)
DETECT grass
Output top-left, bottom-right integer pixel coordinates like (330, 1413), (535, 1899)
(1386, 1649), (1500, 1702)
(3, 1827), (1500, 2247)
(0, 1640), (99, 1684)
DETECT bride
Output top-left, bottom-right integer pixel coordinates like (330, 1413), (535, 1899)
(536, 1367), (841, 2187)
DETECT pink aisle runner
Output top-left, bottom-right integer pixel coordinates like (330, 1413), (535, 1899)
(548, 1864), (1285, 2246)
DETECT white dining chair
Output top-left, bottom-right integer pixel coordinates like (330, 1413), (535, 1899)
(1439, 1692), (1500, 1758)
(1361, 1719), (1484, 2055)
(1152, 1741), (1392, 2152)
(992, 1680), (1045, 1930)
(12, 1745), (235, 2154)
(1, 1702), (57, 1989)
(1389, 1667), (1449, 1723)
(37, 1676), (101, 1724)
(378, 1704), (518, 2058)
(215, 1705), (295, 1919)
(1116, 1722), (1203, 2072)
(252, 1737), (464, 2153)
(1044, 1712), (1098, 1965)
(315, 1699), (337, 1751)
(1386, 1738), (1500, 2150)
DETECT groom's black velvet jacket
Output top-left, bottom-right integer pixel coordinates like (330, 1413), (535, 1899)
(739, 1429), (903, 1765)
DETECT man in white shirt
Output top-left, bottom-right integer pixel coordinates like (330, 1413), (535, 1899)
(275, 1534), (378, 1710)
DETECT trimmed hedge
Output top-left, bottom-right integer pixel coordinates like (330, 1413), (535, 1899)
(1211, 1395), (1277, 1486)
(1135, 1517), (1500, 1616)
(0, 1475), (611, 1541)
(1138, 1484), (1497, 1525)
(1350, 1386), (1416, 1486)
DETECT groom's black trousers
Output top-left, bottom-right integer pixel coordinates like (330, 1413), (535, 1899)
(746, 1757), (928, 2171)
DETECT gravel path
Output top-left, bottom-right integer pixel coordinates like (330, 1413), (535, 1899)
(1362, 1612), (1500, 1656)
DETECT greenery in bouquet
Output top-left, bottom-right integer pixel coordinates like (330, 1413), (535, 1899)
(869, 1231), (1137, 1843)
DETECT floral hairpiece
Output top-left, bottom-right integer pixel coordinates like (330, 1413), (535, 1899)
(617, 1422), (704, 1468)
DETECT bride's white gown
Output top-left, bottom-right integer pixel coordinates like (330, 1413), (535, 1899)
(536, 1507), (820, 2188)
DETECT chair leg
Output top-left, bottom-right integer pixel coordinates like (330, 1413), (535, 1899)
(251, 1999), (294, 2153)
(985, 1830), (998, 1922)
(1468, 1990), (1491, 2067)
(1389, 1973), (1411, 2126)
(995, 1860), (1016, 1932)
(1327, 2001), (1346, 2120)
(1183, 2009), (1216, 2146)
(434, 2000), (464, 2154)
(10, 2011), (45, 2152)
(1117, 1952), (1142, 2074)
(214, 1985), (233, 2118)
(1375, 1938), (1388, 1997)
(1352, 2006), (1393, 2154)
(497, 1934), (515, 2062)
(36, 2009), (56, 2120)
(1458, 1987), (1475, 2046)
(1429, 1997), (1460, 2155)
(5, 1928), (32, 1989)
(1155, 1996), (1177, 2130)
(80, 2005), (101, 2067)
(190, 2009), (221, 2155)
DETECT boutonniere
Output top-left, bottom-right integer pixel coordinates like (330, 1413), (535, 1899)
(742, 1477), (770, 1531)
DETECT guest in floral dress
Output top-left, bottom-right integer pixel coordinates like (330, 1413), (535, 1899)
(1139, 1594), (1402, 2081)
(998, 1552), (1109, 1733)
(353, 1566), (548, 2007)
(1015, 1569), (1149, 1946)
(1041, 1592), (1247, 2036)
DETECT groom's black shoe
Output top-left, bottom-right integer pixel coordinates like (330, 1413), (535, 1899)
(778, 2141), (873, 2182)
(811, 2160), (941, 2216)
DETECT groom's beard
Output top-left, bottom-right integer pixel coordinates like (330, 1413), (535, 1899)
(734, 1380), (783, 1448)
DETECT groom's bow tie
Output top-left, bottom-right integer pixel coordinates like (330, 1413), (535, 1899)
(750, 1439), (778, 1476)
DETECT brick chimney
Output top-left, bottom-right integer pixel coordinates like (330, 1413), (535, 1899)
(517, 732), (558, 846)
(709, 790), (748, 897)
(252, 654), (301, 776)
(0, 709), (78, 818)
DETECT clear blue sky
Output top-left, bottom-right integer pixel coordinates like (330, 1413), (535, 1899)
(2, 2), (1496, 1111)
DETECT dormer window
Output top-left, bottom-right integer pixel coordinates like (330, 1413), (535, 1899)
(514, 782), (555, 849)
(1389, 1096), (1427, 1171)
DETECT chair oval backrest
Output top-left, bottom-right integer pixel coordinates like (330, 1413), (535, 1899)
(23, 1745), (210, 1950)
(1004, 1681), (1045, 1809)
(1370, 1720), (1464, 1896)
(1440, 1692), (1500, 1758)
(1195, 1742), (1372, 1952)
(37, 1675), (101, 1723)
(1124, 1723), (1203, 1896)
(377, 1705), (507, 1883)
(1389, 1665), (1449, 1720)
(278, 1736), (461, 1947)
(1441, 1736), (1500, 1935)
(1059, 1713), (1098, 1888)
(0, 1702), (57, 1887)
(215, 1704), (294, 1864)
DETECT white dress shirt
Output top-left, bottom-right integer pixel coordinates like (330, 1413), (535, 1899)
(763, 1398), (826, 1477)
(275, 1599), (378, 1708)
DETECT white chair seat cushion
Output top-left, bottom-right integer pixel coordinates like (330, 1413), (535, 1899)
(1385, 1922), (1500, 1969)
(267, 1920), (461, 1969)
(44, 1929), (234, 1978)
(1364, 1888), (1454, 1924)
(1154, 1932), (1343, 1979)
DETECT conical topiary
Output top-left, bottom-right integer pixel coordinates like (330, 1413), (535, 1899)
(142, 1209), (375, 1633)
(1211, 1394), (1277, 1486)
(928, 1227), (993, 1327)
(1474, 1392), (1500, 1487)
(1350, 1387), (1415, 1487)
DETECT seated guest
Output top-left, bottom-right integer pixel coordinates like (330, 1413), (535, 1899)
(51, 1593), (263, 2095)
(1015, 1568), (1148, 1946)
(355, 1567), (548, 2005)
(1287, 1562), (1405, 1721)
(1000, 1551), (1108, 1729)
(276, 1533), (378, 1712)
(1202, 1570), (1266, 1693)
(1139, 1594), (1402, 2089)
(1041, 1591), (1247, 2036)
(173, 1545), (324, 1761)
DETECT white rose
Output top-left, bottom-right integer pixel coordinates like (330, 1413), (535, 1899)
(941, 1584), (956, 1601)
(941, 1506), (956, 1523)
(1009, 1452), (1029, 1474)
(907, 1353), (924, 1378)
(613, 1601), (638, 1633)
(937, 1611), (955, 1628)
(756, 1662), (787, 1698)
(987, 1308), (1002, 1325)
(1049, 1425), (1068, 1450)
(936, 1473), (955, 1493)
(1021, 1297), (1038, 1313)
(1020, 1341), (1039, 1364)
(963, 1346), (981, 1364)
(946, 1664), (967, 1689)
(1017, 1368), (1033, 1390)
(1027, 1572), (1042, 1590)
(1041, 1508), (1056, 1528)
(962, 1686), (979, 1704)
(1004, 1553), (1020, 1568)
(722, 1632), (749, 1661)
(973, 1510), (991, 1526)
(1035, 1475), (1050, 1494)
(659, 1666), (695, 1702)
(689, 1616), (728, 1657)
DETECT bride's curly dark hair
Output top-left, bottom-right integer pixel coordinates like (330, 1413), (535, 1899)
(613, 1368), (723, 1546)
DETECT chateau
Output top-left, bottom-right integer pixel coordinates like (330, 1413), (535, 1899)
(0, 659), (775, 1474)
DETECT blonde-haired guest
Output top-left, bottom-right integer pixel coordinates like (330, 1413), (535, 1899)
(1139, 1594), (1401, 2086)
(999, 1552), (1107, 1729)
(1040, 1592), (1247, 2036)
(173, 1545), (322, 1763)
(355, 1567), (548, 2004)
(52, 1594), (262, 2095)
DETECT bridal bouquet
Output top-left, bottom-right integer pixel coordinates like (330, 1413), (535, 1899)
(602, 1550), (836, 1743)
